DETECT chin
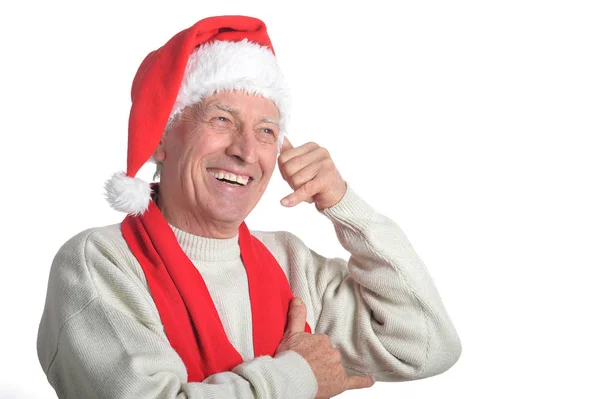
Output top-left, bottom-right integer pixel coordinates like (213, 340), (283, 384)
(210, 206), (250, 226)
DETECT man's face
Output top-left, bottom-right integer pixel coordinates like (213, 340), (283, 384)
(154, 90), (281, 236)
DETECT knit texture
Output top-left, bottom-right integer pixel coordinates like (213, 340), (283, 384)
(37, 186), (461, 398)
(122, 203), (311, 381)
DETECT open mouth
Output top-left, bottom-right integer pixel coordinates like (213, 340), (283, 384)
(209, 170), (252, 186)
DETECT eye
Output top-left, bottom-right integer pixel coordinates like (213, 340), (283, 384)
(208, 115), (235, 132)
(262, 128), (275, 135)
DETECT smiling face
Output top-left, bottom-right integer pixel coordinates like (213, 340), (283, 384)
(153, 90), (281, 238)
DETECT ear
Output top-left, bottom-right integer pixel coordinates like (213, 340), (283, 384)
(153, 139), (166, 162)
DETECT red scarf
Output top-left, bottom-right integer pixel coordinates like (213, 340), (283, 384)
(121, 200), (311, 382)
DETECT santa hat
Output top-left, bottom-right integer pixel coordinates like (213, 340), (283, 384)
(104, 16), (290, 215)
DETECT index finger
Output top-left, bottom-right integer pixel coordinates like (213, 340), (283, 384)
(280, 136), (294, 152)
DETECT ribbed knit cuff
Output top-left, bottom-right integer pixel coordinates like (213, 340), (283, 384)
(273, 350), (318, 397)
(233, 351), (317, 398)
(321, 185), (375, 232)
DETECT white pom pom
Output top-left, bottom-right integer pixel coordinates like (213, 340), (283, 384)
(104, 171), (152, 215)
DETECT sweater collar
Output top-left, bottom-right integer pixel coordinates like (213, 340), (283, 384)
(169, 224), (241, 262)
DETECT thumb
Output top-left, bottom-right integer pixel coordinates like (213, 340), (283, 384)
(285, 297), (307, 334)
(345, 375), (376, 391)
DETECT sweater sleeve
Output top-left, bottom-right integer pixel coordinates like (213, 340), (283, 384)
(37, 228), (318, 399)
(279, 186), (461, 382)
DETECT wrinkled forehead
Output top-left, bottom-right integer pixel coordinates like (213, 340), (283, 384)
(173, 91), (282, 128)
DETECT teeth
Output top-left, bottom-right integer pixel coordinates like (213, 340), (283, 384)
(236, 175), (249, 185)
(209, 170), (250, 186)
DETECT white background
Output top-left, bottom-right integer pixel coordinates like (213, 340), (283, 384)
(1, 0), (599, 398)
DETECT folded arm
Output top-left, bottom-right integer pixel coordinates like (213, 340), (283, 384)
(37, 229), (317, 399)
(281, 187), (462, 381)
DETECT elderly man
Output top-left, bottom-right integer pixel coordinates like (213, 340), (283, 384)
(37, 15), (461, 399)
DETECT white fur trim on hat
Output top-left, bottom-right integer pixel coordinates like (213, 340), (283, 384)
(104, 172), (152, 215)
(172, 39), (290, 148)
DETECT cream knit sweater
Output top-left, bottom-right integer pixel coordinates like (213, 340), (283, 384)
(37, 186), (461, 398)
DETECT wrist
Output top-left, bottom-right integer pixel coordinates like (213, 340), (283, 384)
(316, 180), (347, 210)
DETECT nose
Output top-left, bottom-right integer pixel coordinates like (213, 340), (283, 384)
(226, 129), (259, 164)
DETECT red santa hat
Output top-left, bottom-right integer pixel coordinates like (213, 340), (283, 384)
(104, 16), (290, 215)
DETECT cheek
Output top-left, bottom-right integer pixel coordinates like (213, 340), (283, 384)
(180, 134), (223, 164)
(259, 149), (278, 177)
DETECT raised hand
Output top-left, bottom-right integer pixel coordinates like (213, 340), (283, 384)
(275, 298), (375, 398)
(277, 138), (347, 210)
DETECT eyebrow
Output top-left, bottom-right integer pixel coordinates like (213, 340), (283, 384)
(214, 103), (238, 114)
(261, 117), (280, 126)
(213, 103), (280, 126)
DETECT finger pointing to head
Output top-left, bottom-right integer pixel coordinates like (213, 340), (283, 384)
(281, 137), (294, 152)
